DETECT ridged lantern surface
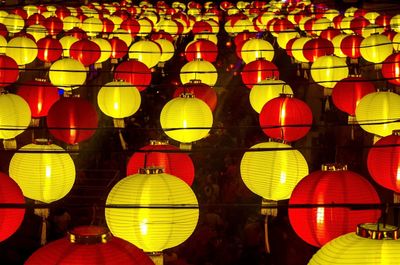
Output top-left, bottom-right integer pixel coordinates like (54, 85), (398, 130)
(185, 39), (218, 62)
(6, 36), (38, 66)
(382, 53), (400, 86)
(311, 55), (349, 88)
(49, 58), (87, 91)
(128, 40), (161, 68)
(180, 59), (218, 87)
(241, 38), (274, 63)
(114, 60), (151, 92)
(0, 55), (19, 87)
(241, 58), (280, 89)
(360, 34), (393, 63)
(0, 93), (31, 139)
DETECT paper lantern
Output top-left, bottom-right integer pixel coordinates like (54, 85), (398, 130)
(6, 36), (38, 66)
(0, 93), (31, 139)
(156, 19), (179, 37)
(91, 37), (112, 64)
(308, 223), (400, 264)
(59, 35), (79, 57)
(160, 93), (213, 143)
(271, 18), (295, 37)
(101, 17), (115, 34)
(25, 226), (155, 265)
(241, 38), (274, 63)
(128, 40), (161, 68)
(114, 60), (151, 92)
(17, 80), (60, 118)
(180, 59), (218, 87)
(355, 91), (400, 137)
(241, 58), (279, 89)
(97, 81), (141, 119)
(292, 37), (312, 63)
(173, 81), (217, 112)
(3, 14), (24, 34)
(332, 76), (375, 116)
(0, 172), (25, 242)
(105, 168), (199, 252)
(391, 14), (400, 32)
(360, 34), (393, 63)
(289, 164), (381, 247)
(9, 140), (76, 203)
(332, 34), (348, 58)
(82, 17), (103, 37)
(44, 16), (63, 36)
(259, 94), (313, 142)
(36, 36), (63, 63)
(47, 97), (98, 145)
(320, 28), (341, 41)
(311, 55), (349, 89)
(49, 58), (87, 90)
(0, 55), (19, 87)
(26, 24), (47, 42)
(240, 141), (309, 201)
(340, 35), (363, 59)
(66, 27), (87, 40)
(70, 38), (101, 67)
(121, 18), (141, 37)
(127, 140), (195, 186)
(303, 38), (334, 62)
(62, 16), (81, 31)
(27, 13), (45, 27)
(154, 38), (174, 63)
(350, 16), (370, 35)
(382, 53), (400, 86)
(312, 18), (332, 36)
(109, 37), (128, 59)
(277, 30), (300, 50)
(185, 39), (218, 62)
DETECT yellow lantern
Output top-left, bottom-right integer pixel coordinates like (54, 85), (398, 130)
(277, 31), (300, 50)
(360, 34), (393, 64)
(91, 38), (111, 64)
(339, 16), (354, 35)
(361, 24), (385, 38)
(139, 11), (159, 25)
(6, 37), (38, 66)
(160, 93), (213, 143)
(240, 141), (309, 201)
(313, 18), (332, 36)
(26, 25), (48, 42)
(0, 10), (8, 24)
(0, 35), (6, 54)
(3, 14), (24, 34)
(180, 59), (218, 87)
(105, 168), (199, 253)
(49, 58), (87, 91)
(257, 11), (275, 30)
(154, 39), (174, 63)
(206, 19), (220, 34)
(0, 93), (31, 140)
(292, 37), (312, 63)
(390, 14), (400, 33)
(156, 19), (179, 36)
(109, 15), (123, 31)
(308, 223), (400, 265)
(344, 7), (358, 17)
(311, 55), (349, 89)
(59, 35), (79, 57)
(393, 33), (400, 51)
(23, 5), (38, 17)
(232, 18), (255, 35)
(82, 17), (103, 37)
(355, 91), (400, 137)
(364, 12), (380, 24)
(241, 38), (275, 63)
(249, 79), (293, 113)
(137, 18), (153, 37)
(323, 9), (340, 22)
(97, 81), (141, 119)
(128, 40), (161, 68)
(332, 34), (348, 58)
(9, 139), (76, 203)
(110, 29), (132, 47)
(63, 16), (81, 31)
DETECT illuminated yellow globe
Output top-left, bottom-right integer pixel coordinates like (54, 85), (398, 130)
(241, 38), (274, 63)
(0, 93), (31, 139)
(360, 34), (393, 63)
(0, 35), (6, 54)
(292, 37), (312, 63)
(110, 29), (132, 46)
(364, 12), (380, 24)
(311, 55), (349, 88)
(240, 141), (309, 201)
(137, 18), (153, 37)
(390, 14), (400, 33)
(97, 81), (141, 119)
(91, 37), (111, 63)
(82, 17), (103, 37)
(128, 40), (161, 68)
(26, 25), (48, 42)
(393, 33), (400, 51)
(105, 168), (199, 252)
(59, 36), (79, 57)
(361, 24), (385, 38)
(180, 59), (218, 87)
(332, 34), (348, 58)
(6, 36), (38, 66)
(3, 14), (24, 34)
(49, 58), (87, 90)
(232, 18), (255, 34)
(160, 93), (213, 143)
(63, 16), (81, 31)
(154, 38), (174, 62)
(9, 140), (76, 203)
(277, 30), (300, 50)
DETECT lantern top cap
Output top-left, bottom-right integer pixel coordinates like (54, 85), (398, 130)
(150, 139), (169, 145)
(69, 226), (111, 244)
(33, 138), (52, 145)
(279, 93), (294, 98)
(321, 163), (347, 171)
(179, 92), (195, 98)
(139, 167), (164, 174)
(356, 223), (399, 240)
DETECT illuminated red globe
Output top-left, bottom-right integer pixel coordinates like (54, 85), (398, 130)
(241, 58), (279, 89)
(114, 60), (151, 92)
(70, 39), (101, 67)
(109, 37), (128, 59)
(37, 36), (63, 63)
(350, 16), (370, 35)
(340, 35), (364, 59)
(303, 38), (334, 62)
(120, 18), (140, 37)
(44, 16), (63, 36)
(185, 39), (218, 62)
(320, 28), (341, 41)
(0, 55), (19, 87)
(382, 53), (400, 86)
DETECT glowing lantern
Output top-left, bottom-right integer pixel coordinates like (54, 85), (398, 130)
(320, 28), (341, 41)
(0, 55), (19, 87)
(156, 19), (179, 37)
(121, 18), (141, 37)
(312, 18), (332, 36)
(271, 18), (295, 37)
(44, 16), (63, 36)
(303, 38), (334, 62)
(160, 93), (213, 143)
(292, 37), (312, 63)
(110, 29), (132, 47)
(127, 140), (195, 186)
(109, 37), (128, 60)
(192, 20), (212, 34)
(194, 32), (218, 45)
(382, 53), (400, 86)
(47, 97), (98, 145)
(9, 140), (76, 203)
(59, 35), (79, 57)
(70, 39), (101, 67)
(0, 172), (25, 242)
(241, 58), (279, 89)
(105, 168), (199, 253)
(63, 16), (81, 31)
(101, 17), (115, 34)
(259, 95), (313, 142)
(128, 40), (161, 68)
(355, 91), (400, 137)
(25, 226), (155, 265)
(241, 38), (274, 63)
(240, 141), (309, 201)
(91, 37), (112, 64)
(0, 93), (31, 140)
(393, 33), (400, 51)
(114, 60), (151, 92)
(97, 81), (141, 119)
(3, 14), (24, 34)
(340, 35), (363, 59)
(350, 16), (370, 35)
(180, 59), (218, 87)
(154, 38), (174, 63)
(82, 17), (103, 37)
(37, 36), (62, 63)
(49, 58), (87, 91)
(277, 30), (300, 50)
(173, 81), (217, 112)
(26, 24), (47, 42)
(137, 18), (153, 37)
(311, 55), (349, 89)
(332, 34), (348, 58)
(185, 39), (218, 62)
(66, 27), (87, 40)
(6, 36), (38, 66)
(360, 34), (393, 64)
(0, 35), (6, 54)
(17, 80), (60, 118)
(289, 164), (381, 247)
(391, 14), (400, 32)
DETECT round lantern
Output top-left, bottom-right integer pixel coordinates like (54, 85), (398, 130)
(120, 18), (141, 37)
(59, 35), (79, 57)
(180, 59), (218, 87)
(127, 140), (195, 186)
(332, 34), (348, 58)
(49, 58), (87, 90)
(160, 93), (213, 143)
(391, 14), (400, 32)
(360, 34), (393, 64)
(289, 164), (381, 247)
(367, 131), (400, 193)
(241, 38), (274, 63)
(105, 168), (199, 252)
(382, 53), (400, 86)
(350, 16), (370, 35)
(173, 81), (217, 112)
(308, 223), (400, 264)
(320, 28), (341, 41)
(3, 14), (24, 34)
(0, 93), (31, 139)
(9, 140), (76, 203)
(259, 94), (313, 142)
(332, 76), (375, 116)
(0, 172), (25, 242)
(114, 60), (151, 92)
(154, 38), (174, 63)
(109, 37), (128, 60)
(277, 30), (300, 50)
(303, 38), (334, 63)
(241, 58), (279, 89)
(66, 27), (87, 40)
(6, 36), (38, 66)
(91, 37), (112, 64)
(70, 38), (101, 67)
(128, 40), (161, 68)
(63, 16), (81, 31)
(97, 81), (141, 119)
(17, 80), (60, 118)
(311, 55), (349, 89)
(44, 16), (63, 36)
(37, 36), (63, 63)
(25, 226), (155, 265)
(82, 17), (103, 37)
(26, 24), (47, 42)
(47, 97), (98, 145)
(0, 55), (19, 87)
(355, 91), (400, 137)
(240, 141), (309, 201)
(292, 37), (312, 63)
(185, 39), (218, 62)
(340, 35), (364, 59)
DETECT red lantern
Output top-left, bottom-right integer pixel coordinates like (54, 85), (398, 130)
(47, 97), (98, 145)
(383, 30), (397, 41)
(354, 8), (368, 18)
(304, 18), (318, 35)
(109, 37), (128, 60)
(303, 38), (334, 62)
(0, 55), (19, 87)
(173, 81), (217, 112)
(241, 58), (280, 89)
(0, 172), (25, 242)
(70, 38), (101, 66)
(332, 14), (344, 29)
(17, 80), (60, 118)
(259, 94), (312, 142)
(289, 164), (381, 247)
(26, 13), (45, 26)
(66, 27), (88, 40)
(272, 18), (295, 35)
(376, 14), (392, 30)
(55, 6), (71, 20)
(320, 28), (341, 41)
(120, 18), (140, 37)
(0, 23), (7, 37)
(382, 53), (400, 86)
(340, 35), (364, 59)
(37, 36), (63, 63)
(332, 76), (375, 116)
(44, 16), (63, 36)
(127, 141), (195, 186)
(350, 17), (370, 35)
(113, 9), (130, 20)
(114, 60), (152, 92)
(185, 39), (218, 62)
(25, 226), (155, 265)
(11, 8), (27, 20)
(101, 17), (114, 34)
(192, 20), (213, 34)
(150, 30), (174, 42)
